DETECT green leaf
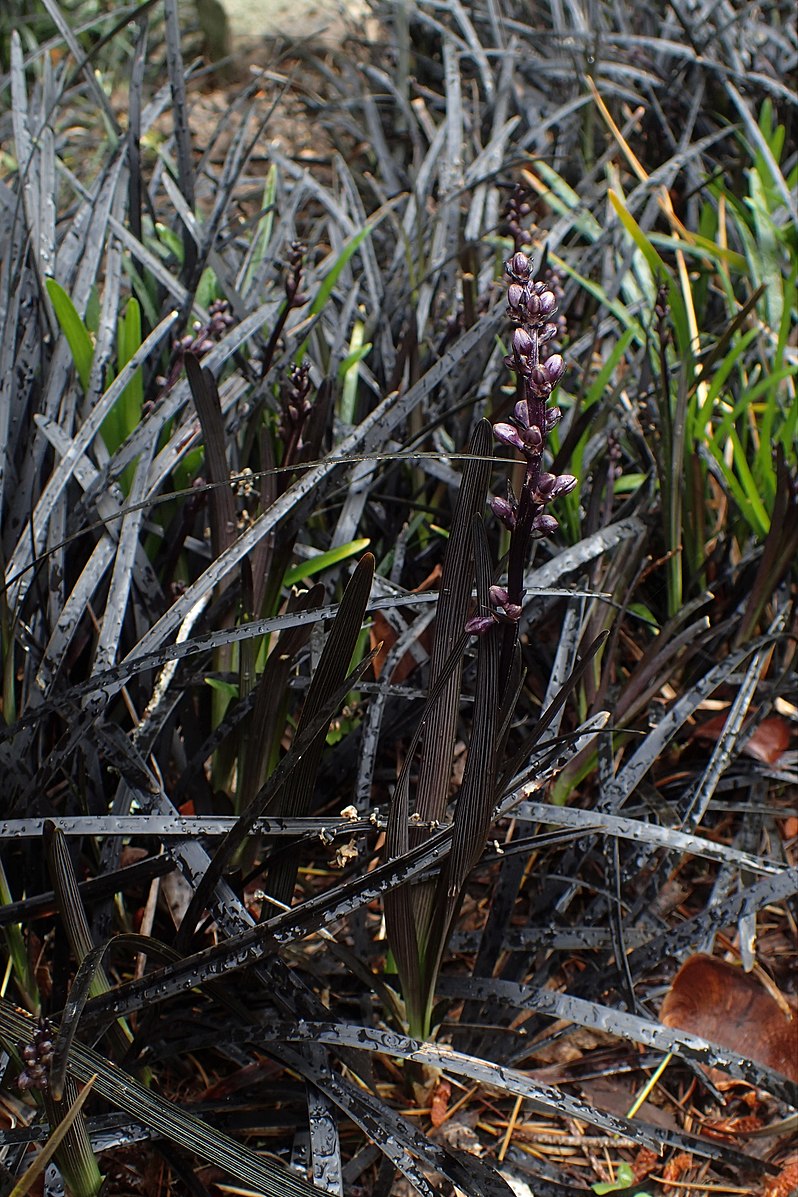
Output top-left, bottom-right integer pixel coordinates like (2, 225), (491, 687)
(704, 427), (770, 538)
(102, 298), (144, 457)
(123, 257), (161, 329)
(241, 163), (277, 297)
(608, 190), (690, 356)
(155, 220), (184, 263)
(647, 231), (747, 273)
(690, 326), (758, 441)
(532, 161), (603, 241)
(0, 858), (39, 1010)
(613, 474), (648, 494)
(592, 1162), (637, 1194)
(339, 318), (371, 425)
(8, 1076), (98, 1197)
(748, 168), (785, 331)
(582, 327), (637, 410)
(45, 278), (94, 391)
(205, 677), (239, 702)
(283, 539), (371, 588)
(338, 342), (372, 376)
(84, 286), (101, 334)
(313, 225), (374, 316)
(548, 253), (646, 345)
(196, 266), (218, 310)
(295, 223), (376, 365)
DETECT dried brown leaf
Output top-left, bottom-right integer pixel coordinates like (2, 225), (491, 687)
(662, 1151), (693, 1188)
(763, 1157), (798, 1197)
(429, 1077), (451, 1128)
(661, 955), (798, 1082)
(694, 714), (792, 765)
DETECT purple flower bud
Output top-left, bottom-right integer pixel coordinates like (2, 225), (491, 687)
(513, 399), (530, 426)
(465, 613), (496, 635)
(528, 365), (552, 396)
(512, 327), (534, 357)
(489, 585), (511, 607)
(551, 473), (578, 498)
(525, 292), (541, 319)
(503, 603), (523, 621)
(537, 472), (557, 497)
(544, 354), (565, 386)
(508, 252), (532, 281)
(531, 512), (559, 538)
(540, 322), (559, 343)
(544, 407), (563, 431)
(507, 283), (525, 311)
(538, 290), (557, 317)
(522, 424), (543, 451)
(493, 422), (526, 452)
(490, 495), (517, 529)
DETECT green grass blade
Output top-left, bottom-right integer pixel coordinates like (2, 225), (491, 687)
(45, 278), (94, 391)
(283, 539), (371, 588)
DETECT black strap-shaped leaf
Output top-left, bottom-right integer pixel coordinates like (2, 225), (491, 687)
(0, 1000), (320, 1197)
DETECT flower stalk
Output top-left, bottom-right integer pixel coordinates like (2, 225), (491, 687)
(18, 1022), (103, 1197)
(472, 249), (576, 689)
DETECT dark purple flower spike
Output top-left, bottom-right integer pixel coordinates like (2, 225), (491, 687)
(469, 245), (576, 687)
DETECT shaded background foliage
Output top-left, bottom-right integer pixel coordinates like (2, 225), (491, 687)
(0, 0), (796, 1194)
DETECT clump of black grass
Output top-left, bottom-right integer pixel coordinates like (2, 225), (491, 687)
(384, 215), (581, 1042)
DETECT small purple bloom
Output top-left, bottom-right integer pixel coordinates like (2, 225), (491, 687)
(530, 512), (559, 538)
(524, 292), (541, 319)
(551, 473), (578, 498)
(525, 424), (543, 451)
(528, 365), (553, 397)
(490, 495), (517, 529)
(544, 354), (565, 386)
(508, 251), (532, 281)
(507, 283), (525, 312)
(512, 327), (534, 357)
(494, 422), (526, 452)
(538, 290), (557, 317)
(489, 585), (511, 607)
(465, 613), (497, 635)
